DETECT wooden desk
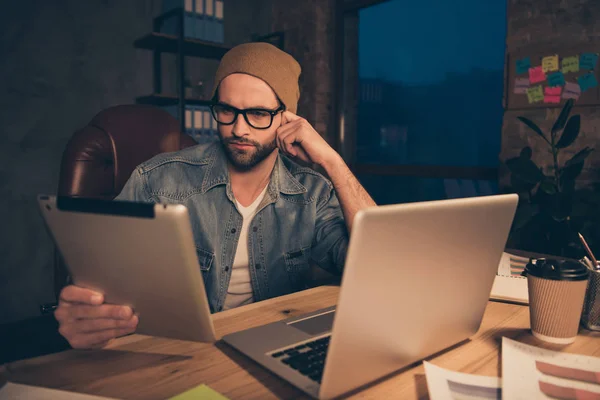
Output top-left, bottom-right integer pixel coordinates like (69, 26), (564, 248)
(2, 285), (600, 399)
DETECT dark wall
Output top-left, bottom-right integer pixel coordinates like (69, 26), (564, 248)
(0, 1), (160, 323)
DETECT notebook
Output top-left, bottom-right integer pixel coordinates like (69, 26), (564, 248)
(490, 251), (529, 304)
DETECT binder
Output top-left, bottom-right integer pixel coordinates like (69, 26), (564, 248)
(205, 0), (215, 42)
(203, 107), (212, 139)
(161, 0), (196, 39)
(194, 0), (205, 41)
(193, 107), (204, 143)
(185, 107), (193, 137)
(215, 0), (224, 43)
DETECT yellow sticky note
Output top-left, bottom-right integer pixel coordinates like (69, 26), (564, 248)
(526, 85), (544, 103)
(562, 55), (579, 73)
(542, 55), (559, 73)
(169, 384), (230, 400)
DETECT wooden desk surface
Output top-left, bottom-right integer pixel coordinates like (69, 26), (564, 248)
(2, 285), (600, 399)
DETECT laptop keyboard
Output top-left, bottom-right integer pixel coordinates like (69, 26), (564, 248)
(270, 336), (330, 383)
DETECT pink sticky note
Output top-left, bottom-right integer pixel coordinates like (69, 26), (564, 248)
(513, 77), (530, 94)
(529, 66), (546, 84)
(544, 95), (561, 104)
(562, 82), (581, 99)
(545, 86), (562, 96)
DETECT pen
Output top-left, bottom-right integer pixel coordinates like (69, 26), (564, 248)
(578, 232), (599, 270)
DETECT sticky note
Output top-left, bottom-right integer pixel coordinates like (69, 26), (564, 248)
(547, 71), (566, 87)
(562, 56), (579, 73)
(526, 85), (544, 103)
(544, 95), (561, 104)
(580, 53), (599, 70)
(168, 384), (230, 400)
(545, 86), (562, 96)
(528, 66), (546, 84)
(513, 77), (530, 94)
(562, 82), (581, 99)
(516, 57), (531, 74)
(578, 73), (598, 92)
(542, 55), (559, 73)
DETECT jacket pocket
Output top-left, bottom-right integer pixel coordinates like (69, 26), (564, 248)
(196, 247), (215, 272)
(284, 247), (311, 291)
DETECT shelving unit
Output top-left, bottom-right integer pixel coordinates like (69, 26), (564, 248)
(133, 8), (230, 133)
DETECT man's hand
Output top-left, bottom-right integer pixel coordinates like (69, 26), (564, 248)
(55, 285), (138, 349)
(276, 111), (341, 168)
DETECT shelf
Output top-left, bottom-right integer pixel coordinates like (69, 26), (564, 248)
(136, 94), (213, 107)
(134, 32), (230, 59)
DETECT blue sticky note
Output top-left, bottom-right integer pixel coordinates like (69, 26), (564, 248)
(516, 57), (531, 75)
(578, 73), (598, 92)
(580, 53), (598, 70)
(547, 71), (566, 87)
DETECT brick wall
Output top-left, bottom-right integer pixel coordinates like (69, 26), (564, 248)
(501, 0), (600, 187)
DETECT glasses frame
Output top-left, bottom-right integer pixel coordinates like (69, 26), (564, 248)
(209, 102), (286, 130)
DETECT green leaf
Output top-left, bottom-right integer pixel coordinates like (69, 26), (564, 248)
(565, 147), (594, 166)
(551, 98), (574, 139)
(517, 117), (549, 144)
(512, 202), (538, 231)
(506, 157), (544, 184)
(539, 180), (558, 195)
(556, 115), (581, 148)
(520, 146), (532, 159)
(560, 162), (584, 192)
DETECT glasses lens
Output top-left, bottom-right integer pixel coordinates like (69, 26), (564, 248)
(212, 104), (236, 124)
(246, 110), (272, 129)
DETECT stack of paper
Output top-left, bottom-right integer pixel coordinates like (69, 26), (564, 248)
(424, 337), (600, 399)
(490, 252), (530, 304)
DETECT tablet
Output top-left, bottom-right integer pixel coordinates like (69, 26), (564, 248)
(38, 195), (216, 343)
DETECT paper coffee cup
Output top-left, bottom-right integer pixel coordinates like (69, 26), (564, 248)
(525, 259), (589, 344)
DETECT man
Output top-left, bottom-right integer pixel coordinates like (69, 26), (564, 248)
(55, 42), (376, 349)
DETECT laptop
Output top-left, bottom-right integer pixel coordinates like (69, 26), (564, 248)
(222, 194), (518, 399)
(38, 195), (216, 343)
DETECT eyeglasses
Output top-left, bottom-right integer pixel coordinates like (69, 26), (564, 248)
(210, 103), (285, 130)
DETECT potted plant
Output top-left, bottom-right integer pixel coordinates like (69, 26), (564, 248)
(505, 99), (598, 258)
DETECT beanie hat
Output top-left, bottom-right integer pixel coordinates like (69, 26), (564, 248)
(211, 42), (301, 113)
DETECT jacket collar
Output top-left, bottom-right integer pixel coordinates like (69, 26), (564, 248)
(201, 143), (307, 197)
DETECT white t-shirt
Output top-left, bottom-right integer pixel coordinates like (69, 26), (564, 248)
(222, 185), (269, 310)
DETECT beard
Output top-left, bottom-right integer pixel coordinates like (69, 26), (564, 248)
(220, 135), (277, 171)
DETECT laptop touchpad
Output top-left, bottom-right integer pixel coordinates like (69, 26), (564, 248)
(288, 311), (335, 336)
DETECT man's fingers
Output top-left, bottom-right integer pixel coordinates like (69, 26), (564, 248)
(69, 327), (137, 349)
(74, 315), (138, 334)
(281, 111), (302, 125)
(70, 304), (133, 320)
(59, 285), (104, 305)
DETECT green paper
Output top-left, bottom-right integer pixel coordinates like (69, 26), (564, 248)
(168, 384), (230, 400)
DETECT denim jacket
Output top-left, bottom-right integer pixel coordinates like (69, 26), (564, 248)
(115, 142), (348, 312)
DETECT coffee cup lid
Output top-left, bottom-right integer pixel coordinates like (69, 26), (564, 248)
(524, 258), (589, 281)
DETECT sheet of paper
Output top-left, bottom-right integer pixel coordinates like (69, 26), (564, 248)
(578, 73), (598, 92)
(490, 252), (529, 304)
(529, 66), (547, 84)
(542, 55), (559, 73)
(516, 57), (531, 75)
(423, 361), (501, 400)
(580, 53), (599, 70)
(168, 384), (230, 400)
(545, 86), (562, 96)
(562, 56), (580, 73)
(502, 337), (600, 400)
(563, 82), (581, 99)
(513, 77), (530, 94)
(526, 85), (544, 103)
(547, 71), (566, 87)
(0, 382), (117, 400)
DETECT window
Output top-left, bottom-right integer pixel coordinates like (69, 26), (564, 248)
(343, 0), (506, 204)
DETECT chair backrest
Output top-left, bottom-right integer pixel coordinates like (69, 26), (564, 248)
(58, 104), (197, 199)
